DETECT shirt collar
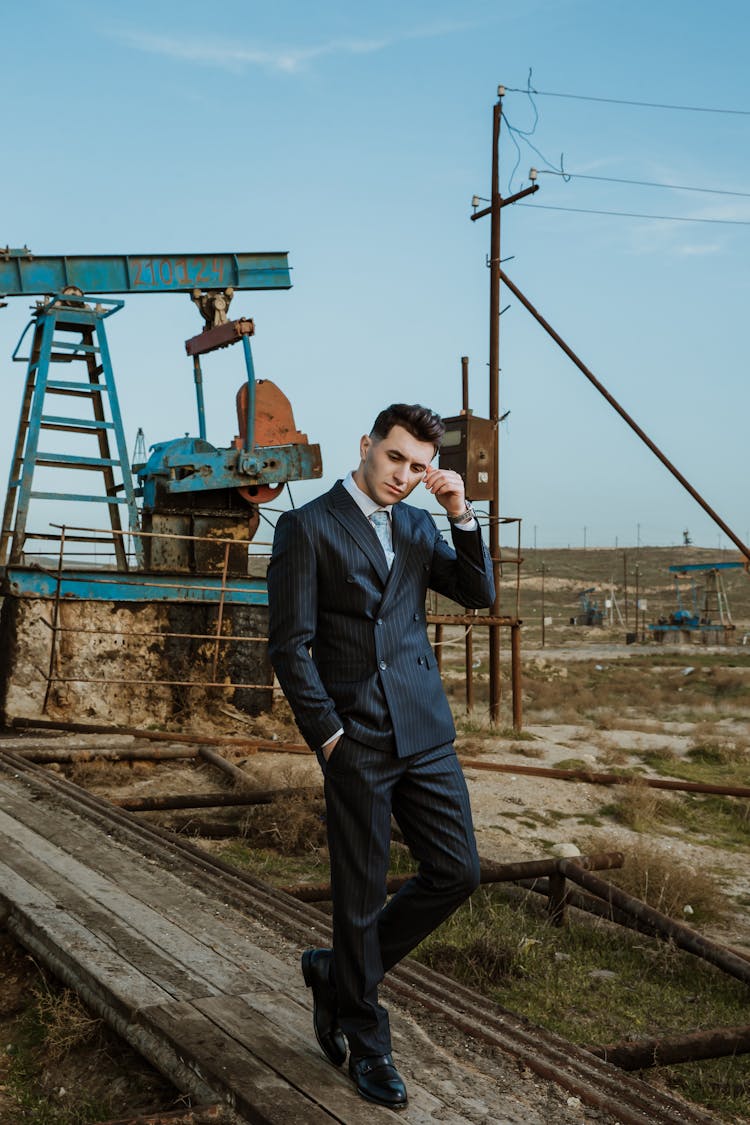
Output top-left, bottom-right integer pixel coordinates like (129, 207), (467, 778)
(342, 471), (393, 519)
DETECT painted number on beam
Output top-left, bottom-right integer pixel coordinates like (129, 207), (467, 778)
(131, 257), (227, 290)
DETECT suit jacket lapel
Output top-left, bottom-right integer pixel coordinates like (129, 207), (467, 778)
(327, 481), (390, 586)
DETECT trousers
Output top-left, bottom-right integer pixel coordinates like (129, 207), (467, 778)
(318, 734), (480, 1057)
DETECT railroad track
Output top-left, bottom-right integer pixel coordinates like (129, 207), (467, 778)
(0, 749), (721, 1125)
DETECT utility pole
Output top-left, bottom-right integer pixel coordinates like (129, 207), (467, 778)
(487, 90), (503, 724)
(470, 85), (538, 724)
(623, 550), (629, 627)
(541, 562), (546, 648)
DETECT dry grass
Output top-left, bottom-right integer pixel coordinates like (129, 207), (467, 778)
(580, 834), (729, 924)
(603, 778), (674, 832)
(687, 739), (750, 766)
(241, 791), (327, 854)
(33, 982), (101, 1060)
(67, 759), (155, 787)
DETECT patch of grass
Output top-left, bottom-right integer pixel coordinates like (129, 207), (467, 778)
(688, 739), (749, 767)
(601, 779), (674, 833)
(599, 745), (633, 767)
(634, 741), (750, 790)
(639, 746), (679, 769)
(6, 987), (111, 1124)
(553, 758), (591, 770)
(663, 793), (750, 851)
(217, 842), (331, 884)
(509, 741), (546, 758)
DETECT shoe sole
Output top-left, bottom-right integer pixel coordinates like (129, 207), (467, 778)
(354, 1086), (408, 1112)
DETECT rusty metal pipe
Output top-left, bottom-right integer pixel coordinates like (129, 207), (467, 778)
(14, 746), (198, 763)
(511, 622), (523, 731)
(461, 355), (470, 412)
(427, 613), (517, 625)
(280, 851), (623, 903)
(559, 861), (750, 987)
(112, 787), (320, 812)
(197, 746), (251, 787)
(465, 620), (474, 713)
(499, 268), (750, 564)
(588, 1025), (750, 1071)
(459, 757), (750, 799)
(9, 717), (309, 754)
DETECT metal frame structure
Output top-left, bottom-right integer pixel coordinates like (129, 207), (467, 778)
(1, 297), (141, 569)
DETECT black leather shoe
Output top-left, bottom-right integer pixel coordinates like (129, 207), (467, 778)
(349, 1053), (408, 1110)
(301, 948), (347, 1067)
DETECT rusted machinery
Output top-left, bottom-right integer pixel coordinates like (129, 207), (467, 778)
(0, 246), (321, 722)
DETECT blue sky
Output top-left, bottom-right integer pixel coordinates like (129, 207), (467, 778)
(2, 0), (750, 550)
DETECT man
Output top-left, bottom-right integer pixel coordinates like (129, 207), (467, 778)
(267, 403), (494, 1110)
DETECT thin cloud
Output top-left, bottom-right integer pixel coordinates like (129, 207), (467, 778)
(676, 243), (722, 256)
(113, 19), (478, 74)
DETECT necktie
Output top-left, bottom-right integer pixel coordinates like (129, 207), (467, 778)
(370, 510), (394, 570)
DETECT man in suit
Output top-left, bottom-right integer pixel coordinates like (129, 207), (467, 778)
(267, 403), (494, 1110)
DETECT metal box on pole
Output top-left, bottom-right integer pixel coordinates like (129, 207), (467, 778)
(438, 414), (496, 502)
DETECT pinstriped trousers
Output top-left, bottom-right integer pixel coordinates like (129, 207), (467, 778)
(317, 735), (481, 1058)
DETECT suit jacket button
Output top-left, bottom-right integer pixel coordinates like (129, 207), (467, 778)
(418, 656), (425, 665)
(379, 660), (387, 670)
(376, 618), (384, 626)
(413, 613), (420, 621)
(346, 574), (356, 583)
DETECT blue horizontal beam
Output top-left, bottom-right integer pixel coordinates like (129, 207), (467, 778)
(45, 381), (110, 392)
(0, 252), (291, 295)
(36, 453), (119, 467)
(668, 563), (746, 573)
(5, 566), (268, 605)
(40, 415), (115, 429)
(28, 491), (131, 504)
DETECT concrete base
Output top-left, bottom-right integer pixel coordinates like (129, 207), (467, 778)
(0, 594), (272, 728)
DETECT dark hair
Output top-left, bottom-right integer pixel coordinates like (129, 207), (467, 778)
(370, 403), (445, 452)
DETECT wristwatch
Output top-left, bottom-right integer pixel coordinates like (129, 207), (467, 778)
(447, 502), (477, 526)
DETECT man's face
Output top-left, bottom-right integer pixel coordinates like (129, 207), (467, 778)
(354, 424), (435, 506)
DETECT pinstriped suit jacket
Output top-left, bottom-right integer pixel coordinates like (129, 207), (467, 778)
(267, 480), (495, 757)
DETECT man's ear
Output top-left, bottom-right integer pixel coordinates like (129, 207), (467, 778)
(359, 434), (371, 462)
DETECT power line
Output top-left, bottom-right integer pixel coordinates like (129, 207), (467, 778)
(539, 169), (750, 200)
(505, 85), (750, 117)
(518, 202), (750, 226)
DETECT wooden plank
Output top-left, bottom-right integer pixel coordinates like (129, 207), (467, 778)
(0, 809), (255, 997)
(0, 872), (219, 1106)
(144, 1000), (339, 1125)
(0, 781), (303, 999)
(0, 814), (230, 996)
(0, 860), (175, 1014)
(196, 992), (451, 1125)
